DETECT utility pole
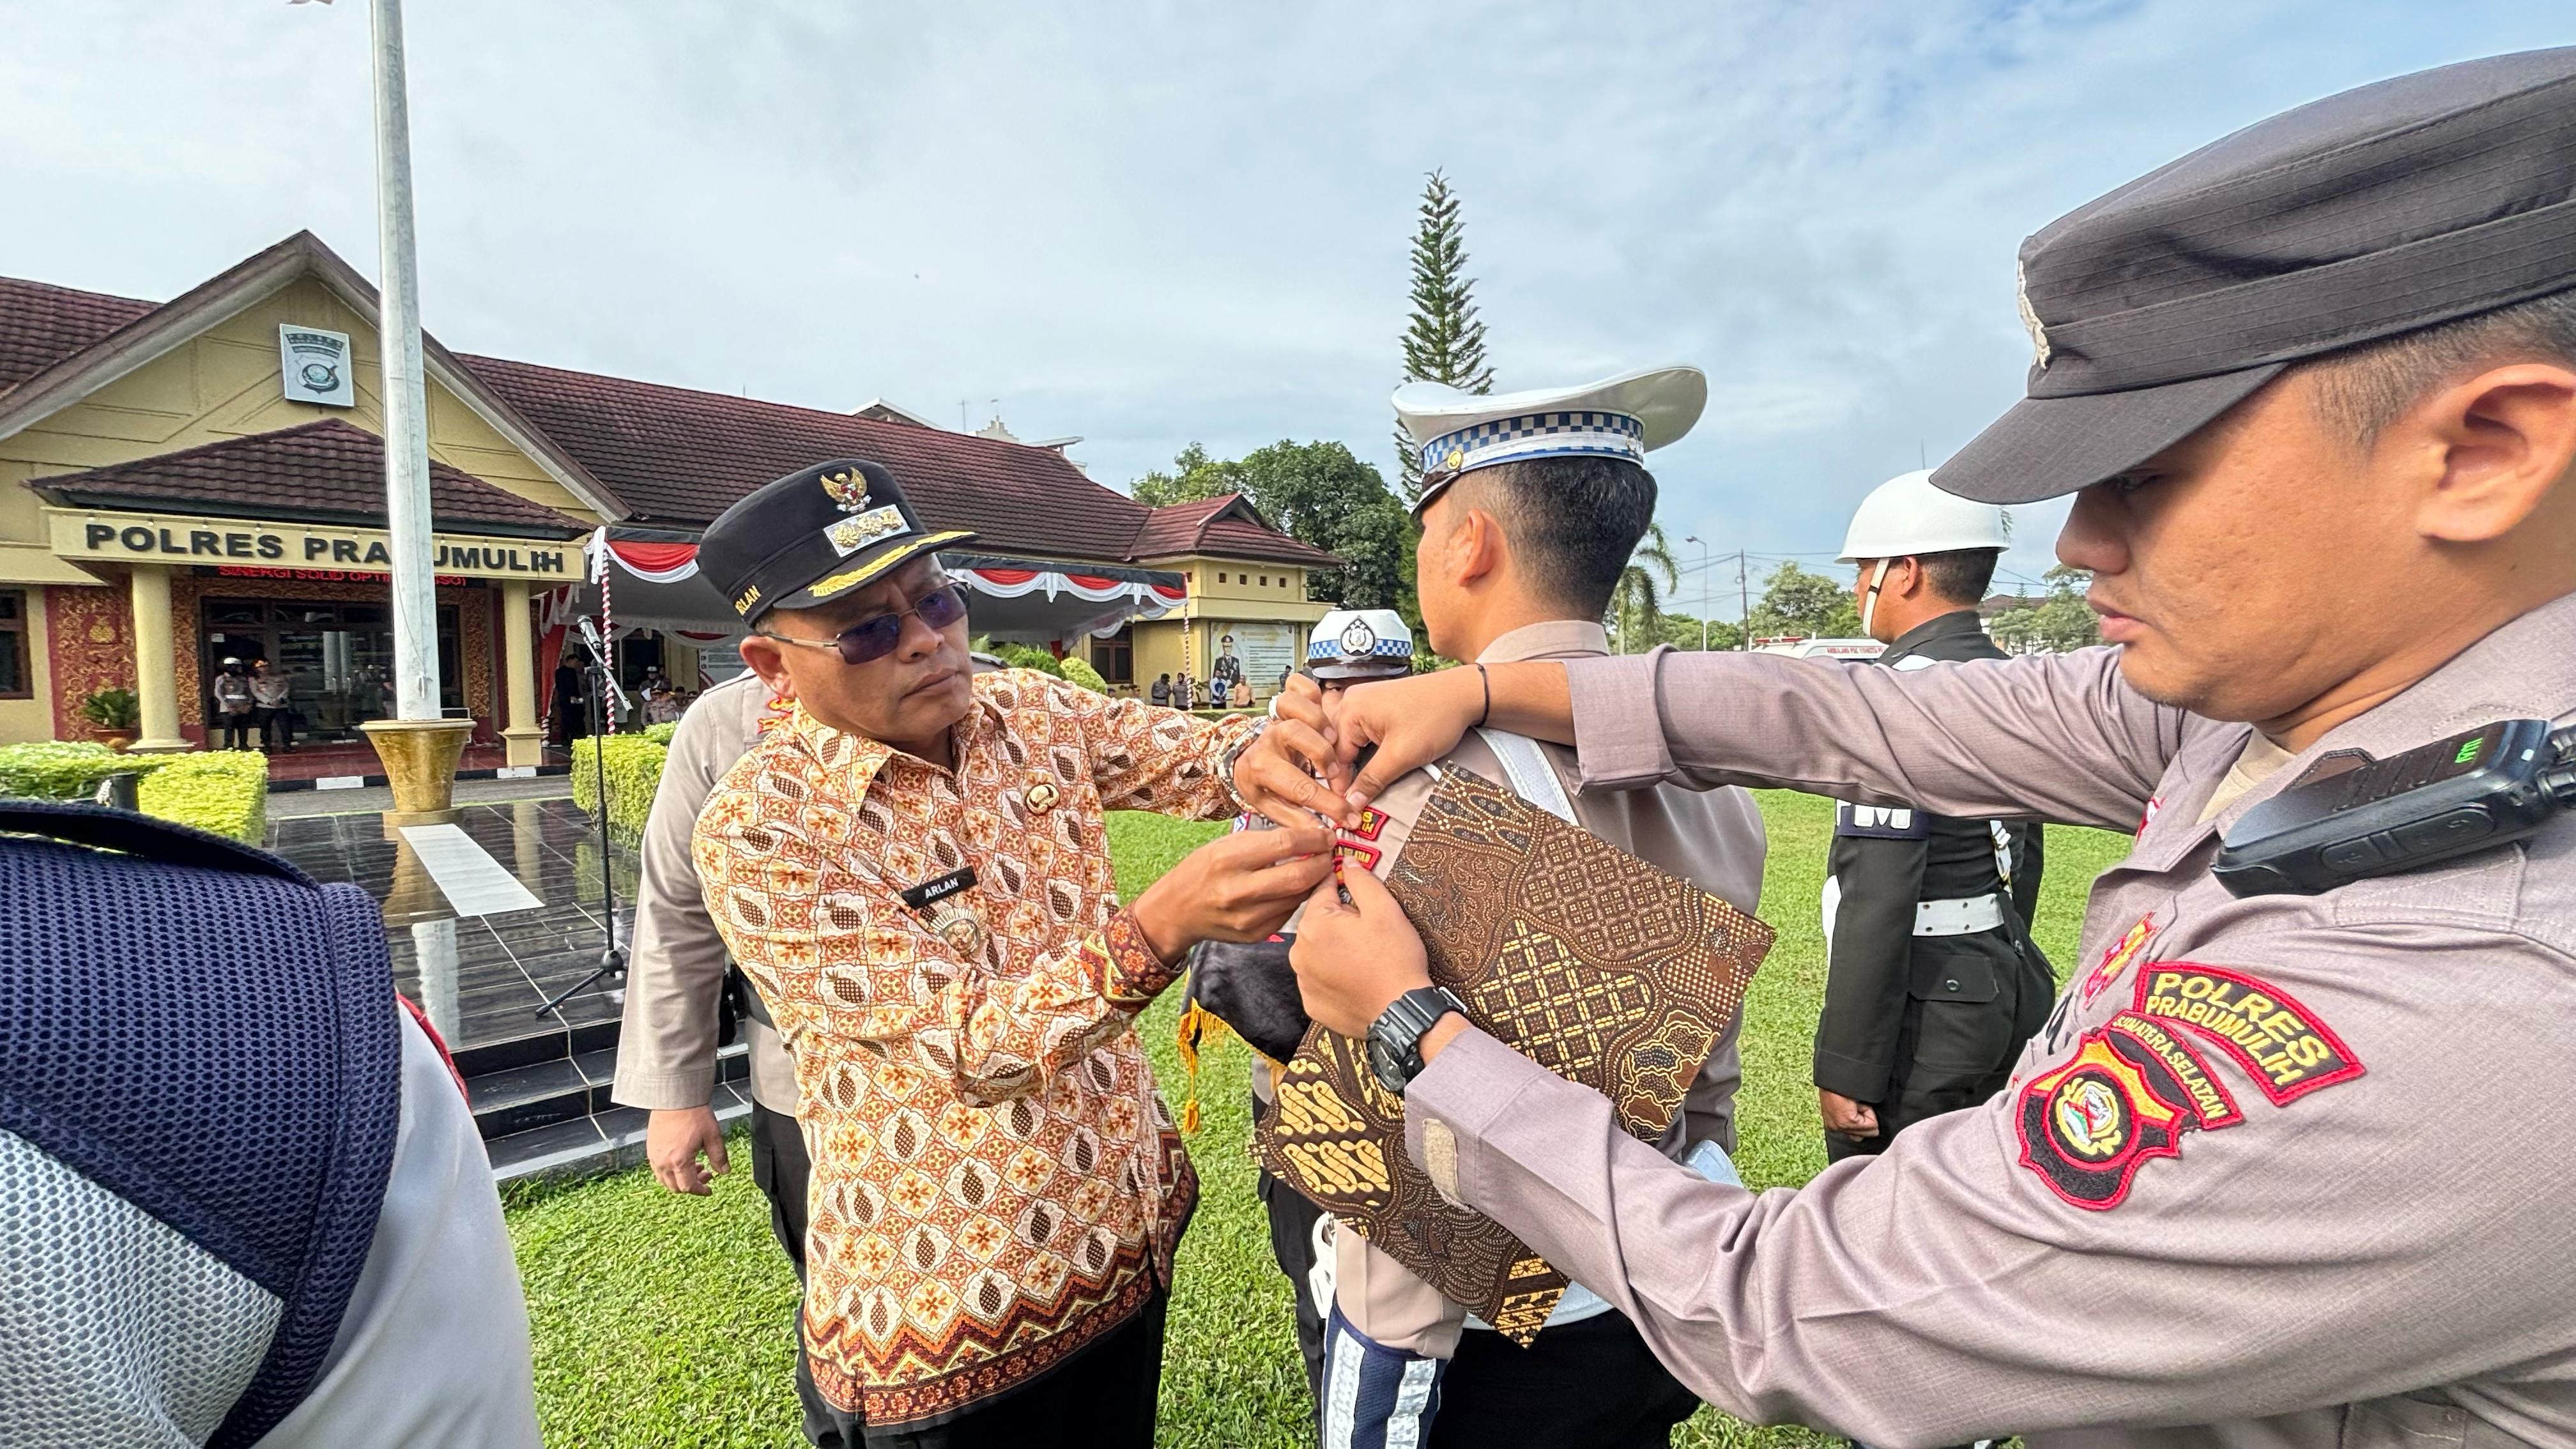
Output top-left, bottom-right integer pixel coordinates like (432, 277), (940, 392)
(371, 0), (438, 721)
(1736, 550), (1751, 650)
(1683, 534), (1710, 651)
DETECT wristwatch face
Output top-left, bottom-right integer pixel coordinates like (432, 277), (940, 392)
(1366, 1030), (1411, 1094)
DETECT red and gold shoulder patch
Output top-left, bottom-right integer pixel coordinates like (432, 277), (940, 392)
(2103, 1012), (2242, 1130)
(2016, 1021), (2241, 1209)
(1335, 806), (1390, 873)
(2131, 963), (2363, 1105)
(2016, 1031), (2191, 1209)
(2082, 916), (2156, 1003)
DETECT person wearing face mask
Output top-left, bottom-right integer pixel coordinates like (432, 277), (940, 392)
(689, 459), (1334, 1449)
(1814, 473), (2051, 1167)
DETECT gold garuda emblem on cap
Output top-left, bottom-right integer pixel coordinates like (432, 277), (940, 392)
(819, 466), (872, 512)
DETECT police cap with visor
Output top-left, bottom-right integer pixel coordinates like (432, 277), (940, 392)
(1306, 608), (1415, 682)
(1939, 48), (2576, 505)
(696, 458), (977, 625)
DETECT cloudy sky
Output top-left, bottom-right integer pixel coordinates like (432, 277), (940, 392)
(3, 1), (2567, 610)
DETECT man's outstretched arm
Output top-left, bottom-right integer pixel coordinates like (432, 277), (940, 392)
(1276, 647), (2184, 834)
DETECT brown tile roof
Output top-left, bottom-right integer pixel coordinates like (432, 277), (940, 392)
(0, 252), (1334, 568)
(1130, 495), (1239, 557)
(0, 277), (157, 392)
(1130, 494), (1340, 566)
(30, 419), (589, 537)
(454, 354), (1336, 566)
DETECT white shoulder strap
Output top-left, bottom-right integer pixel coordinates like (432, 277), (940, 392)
(1475, 728), (1576, 825)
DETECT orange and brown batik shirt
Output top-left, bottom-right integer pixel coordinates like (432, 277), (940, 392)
(692, 669), (1256, 1427)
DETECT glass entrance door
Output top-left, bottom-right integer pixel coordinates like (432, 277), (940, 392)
(201, 598), (463, 743)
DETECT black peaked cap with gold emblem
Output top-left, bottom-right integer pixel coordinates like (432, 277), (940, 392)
(1938, 48), (2576, 505)
(696, 459), (977, 624)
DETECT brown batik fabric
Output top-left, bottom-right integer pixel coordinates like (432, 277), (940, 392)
(1255, 763), (1774, 1342)
(694, 672), (1254, 1425)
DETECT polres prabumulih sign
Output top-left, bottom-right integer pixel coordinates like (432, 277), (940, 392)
(47, 507), (575, 582)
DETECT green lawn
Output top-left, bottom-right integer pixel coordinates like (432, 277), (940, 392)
(503, 796), (2131, 1446)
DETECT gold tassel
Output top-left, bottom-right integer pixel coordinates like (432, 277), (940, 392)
(1172, 987), (1232, 1136)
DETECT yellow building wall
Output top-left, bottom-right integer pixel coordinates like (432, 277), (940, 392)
(0, 272), (610, 744)
(0, 273), (604, 558)
(1123, 556), (1330, 702)
(1130, 619), (1188, 690)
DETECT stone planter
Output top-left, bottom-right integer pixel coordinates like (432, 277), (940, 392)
(357, 717), (477, 836)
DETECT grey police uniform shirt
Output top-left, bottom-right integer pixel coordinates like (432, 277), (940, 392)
(1816, 609), (2051, 1117)
(611, 670), (798, 1116)
(1403, 591), (2576, 1449)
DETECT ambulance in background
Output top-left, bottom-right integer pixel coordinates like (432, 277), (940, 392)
(1749, 636), (1885, 661)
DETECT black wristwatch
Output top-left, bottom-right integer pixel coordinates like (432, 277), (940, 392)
(1367, 986), (1468, 1095)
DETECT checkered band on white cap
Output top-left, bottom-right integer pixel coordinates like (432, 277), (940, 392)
(1308, 634), (1413, 661)
(1417, 410), (1647, 480)
(1308, 609), (1413, 662)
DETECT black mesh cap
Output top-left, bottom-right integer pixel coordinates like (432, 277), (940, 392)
(1938, 47), (2576, 504)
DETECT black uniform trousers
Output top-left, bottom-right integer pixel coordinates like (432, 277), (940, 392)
(1816, 610), (2052, 1165)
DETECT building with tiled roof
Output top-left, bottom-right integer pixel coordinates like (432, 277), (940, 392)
(0, 233), (1333, 757)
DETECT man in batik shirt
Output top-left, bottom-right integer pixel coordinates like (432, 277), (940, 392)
(691, 458), (1333, 1448)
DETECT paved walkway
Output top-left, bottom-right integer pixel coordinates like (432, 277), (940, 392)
(267, 774), (574, 818)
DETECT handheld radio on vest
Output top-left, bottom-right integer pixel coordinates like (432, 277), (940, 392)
(2213, 719), (2576, 897)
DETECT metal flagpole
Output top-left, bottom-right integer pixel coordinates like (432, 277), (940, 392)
(371, 0), (440, 721)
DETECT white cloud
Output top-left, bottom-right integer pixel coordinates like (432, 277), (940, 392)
(0, 0), (2566, 614)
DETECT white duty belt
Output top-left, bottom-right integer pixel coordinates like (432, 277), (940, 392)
(1914, 893), (2006, 936)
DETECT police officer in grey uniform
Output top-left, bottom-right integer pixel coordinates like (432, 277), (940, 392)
(1258, 50), (2576, 1449)
(1818, 471), (2050, 1160)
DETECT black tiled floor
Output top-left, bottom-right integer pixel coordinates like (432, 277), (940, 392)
(272, 798), (665, 1174)
(483, 1114), (606, 1173)
(468, 1056), (587, 1112)
(268, 799), (639, 1057)
(592, 1105), (648, 1140)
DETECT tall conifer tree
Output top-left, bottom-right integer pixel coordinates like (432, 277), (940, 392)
(1396, 170), (1496, 502)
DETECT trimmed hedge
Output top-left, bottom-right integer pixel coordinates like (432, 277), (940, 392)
(571, 735), (670, 841)
(0, 741), (167, 800)
(991, 643), (1064, 678)
(137, 752), (270, 845)
(642, 722), (679, 745)
(1059, 657), (1108, 693)
(0, 742), (264, 845)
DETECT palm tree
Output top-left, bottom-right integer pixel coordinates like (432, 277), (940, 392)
(1606, 522), (1680, 654)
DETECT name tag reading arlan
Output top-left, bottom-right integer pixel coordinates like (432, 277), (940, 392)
(900, 866), (977, 911)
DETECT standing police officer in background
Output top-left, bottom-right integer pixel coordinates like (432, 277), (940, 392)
(1258, 49), (2576, 1448)
(1816, 471), (2050, 1160)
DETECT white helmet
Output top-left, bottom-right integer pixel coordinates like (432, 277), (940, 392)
(1307, 608), (1414, 680)
(1836, 470), (2011, 563)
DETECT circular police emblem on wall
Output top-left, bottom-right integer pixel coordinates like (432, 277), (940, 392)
(300, 361), (339, 392)
(1338, 618), (1377, 656)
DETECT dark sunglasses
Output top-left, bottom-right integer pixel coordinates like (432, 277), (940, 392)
(762, 581), (969, 665)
